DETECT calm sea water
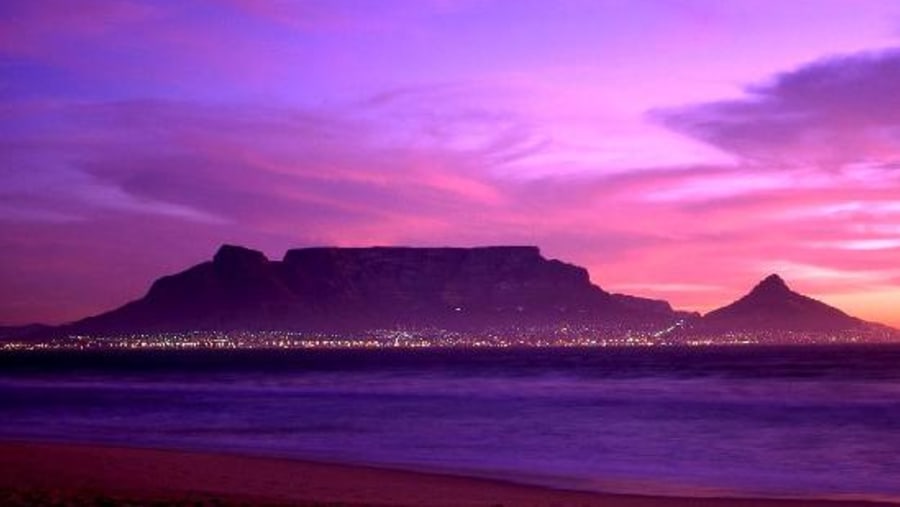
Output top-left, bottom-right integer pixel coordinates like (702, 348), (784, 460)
(1, 345), (899, 501)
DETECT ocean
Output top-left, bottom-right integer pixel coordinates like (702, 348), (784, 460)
(1, 345), (899, 501)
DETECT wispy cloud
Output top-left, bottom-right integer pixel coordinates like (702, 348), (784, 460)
(2, 1), (900, 327)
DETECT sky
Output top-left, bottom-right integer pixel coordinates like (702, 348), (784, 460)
(2, 0), (900, 328)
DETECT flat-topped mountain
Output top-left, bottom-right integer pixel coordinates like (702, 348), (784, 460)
(0, 323), (50, 340)
(702, 274), (866, 332)
(62, 245), (680, 335)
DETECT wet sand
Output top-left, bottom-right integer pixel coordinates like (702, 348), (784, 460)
(0, 441), (895, 506)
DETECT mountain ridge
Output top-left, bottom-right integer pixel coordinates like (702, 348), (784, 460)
(5, 245), (892, 339)
(58, 244), (681, 335)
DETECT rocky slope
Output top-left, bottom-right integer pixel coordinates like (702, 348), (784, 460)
(701, 274), (866, 331)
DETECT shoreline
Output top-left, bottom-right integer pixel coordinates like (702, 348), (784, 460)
(1, 440), (897, 507)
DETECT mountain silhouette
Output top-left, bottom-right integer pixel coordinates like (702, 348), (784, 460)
(702, 274), (865, 331)
(61, 244), (681, 335)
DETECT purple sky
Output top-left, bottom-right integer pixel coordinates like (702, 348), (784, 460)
(2, 0), (900, 327)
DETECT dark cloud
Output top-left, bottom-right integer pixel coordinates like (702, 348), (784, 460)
(655, 48), (900, 167)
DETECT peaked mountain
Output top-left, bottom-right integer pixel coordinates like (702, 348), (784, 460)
(702, 274), (866, 331)
(59, 245), (681, 335)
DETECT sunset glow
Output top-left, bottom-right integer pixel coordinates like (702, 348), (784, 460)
(2, 0), (899, 327)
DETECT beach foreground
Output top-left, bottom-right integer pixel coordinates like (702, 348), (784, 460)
(0, 442), (895, 507)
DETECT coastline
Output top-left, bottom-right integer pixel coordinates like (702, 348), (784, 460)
(0, 440), (896, 507)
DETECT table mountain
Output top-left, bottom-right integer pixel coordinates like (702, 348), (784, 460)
(61, 244), (681, 335)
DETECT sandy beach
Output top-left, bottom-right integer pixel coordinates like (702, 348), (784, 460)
(0, 441), (895, 507)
